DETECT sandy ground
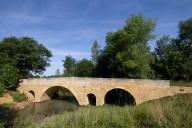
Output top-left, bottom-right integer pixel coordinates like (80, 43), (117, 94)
(0, 93), (14, 104)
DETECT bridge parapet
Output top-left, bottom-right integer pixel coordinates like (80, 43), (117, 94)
(20, 77), (170, 88)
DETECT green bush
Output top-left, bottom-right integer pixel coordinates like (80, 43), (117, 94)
(9, 91), (27, 102)
(0, 82), (5, 96)
(0, 103), (15, 110)
(0, 64), (20, 90)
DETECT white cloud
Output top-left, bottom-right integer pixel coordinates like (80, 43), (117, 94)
(51, 48), (90, 57)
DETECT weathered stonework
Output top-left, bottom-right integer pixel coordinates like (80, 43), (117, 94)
(17, 77), (192, 106)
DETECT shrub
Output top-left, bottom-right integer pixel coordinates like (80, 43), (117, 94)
(0, 103), (15, 110)
(9, 91), (27, 102)
(0, 82), (5, 96)
(0, 64), (20, 90)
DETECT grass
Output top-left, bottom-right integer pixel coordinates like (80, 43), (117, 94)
(8, 91), (27, 102)
(0, 103), (15, 110)
(0, 103), (16, 128)
(16, 93), (192, 128)
(170, 80), (192, 87)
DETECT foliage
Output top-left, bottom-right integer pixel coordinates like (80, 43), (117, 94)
(75, 59), (94, 77)
(91, 40), (101, 65)
(0, 103), (15, 110)
(0, 37), (52, 78)
(62, 56), (95, 77)
(0, 82), (4, 96)
(0, 65), (19, 90)
(19, 94), (192, 128)
(170, 80), (192, 87)
(55, 68), (62, 77)
(63, 55), (76, 77)
(96, 14), (155, 78)
(152, 36), (173, 79)
(9, 91), (27, 102)
(153, 18), (192, 80)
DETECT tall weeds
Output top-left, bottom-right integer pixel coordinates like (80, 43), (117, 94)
(17, 94), (192, 128)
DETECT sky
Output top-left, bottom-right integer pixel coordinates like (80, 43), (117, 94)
(0, 0), (192, 76)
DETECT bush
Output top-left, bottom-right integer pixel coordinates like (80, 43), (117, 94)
(9, 91), (27, 102)
(0, 103), (15, 110)
(0, 82), (5, 96)
(0, 64), (20, 90)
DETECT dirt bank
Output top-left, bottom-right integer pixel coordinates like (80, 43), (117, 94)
(0, 93), (31, 109)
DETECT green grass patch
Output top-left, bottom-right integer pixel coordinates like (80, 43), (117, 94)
(17, 93), (192, 128)
(8, 91), (27, 102)
(0, 103), (15, 110)
(170, 80), (192, 87)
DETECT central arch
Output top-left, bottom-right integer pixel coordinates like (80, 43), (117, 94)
(40, 86), (79, 105)
(104, 88), (136, 106)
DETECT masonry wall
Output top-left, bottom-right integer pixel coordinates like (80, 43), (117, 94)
(17, 77), (192, 106)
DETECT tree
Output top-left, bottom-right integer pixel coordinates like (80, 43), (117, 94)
(55, 68), (62, 76)
(63, 55), (76, 77)
(153, 18), (192, 80)
(177, 18), (192, 80)
(152, 36), (173, 79)
(0, 64), (20, 90)
(75, 59), (94, 77)
(96, 14), (155, 78)
(0, 37), (52, 78)
(91, 40), (101, 65)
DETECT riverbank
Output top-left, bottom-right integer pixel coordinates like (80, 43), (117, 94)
(14, 93), (192, 128)
(0, 91), (30, 110)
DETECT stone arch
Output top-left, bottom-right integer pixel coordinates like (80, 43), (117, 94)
(40, 86), (79, 105)
(87, 93), (96, 106)
(27, 90), (35, 101)
(104, 88), (136, 106)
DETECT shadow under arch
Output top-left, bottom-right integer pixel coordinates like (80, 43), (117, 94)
(87, 93), (96, 106)
(40, 86), (79, 105)
(104, 88), (136, 106)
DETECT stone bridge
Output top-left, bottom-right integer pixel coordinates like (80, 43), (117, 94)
(17, 77), (192, 106)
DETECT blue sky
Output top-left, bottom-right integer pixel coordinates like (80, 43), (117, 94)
(0, 0), (192, 76)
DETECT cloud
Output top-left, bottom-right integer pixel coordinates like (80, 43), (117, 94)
(51, 48), (90, 57)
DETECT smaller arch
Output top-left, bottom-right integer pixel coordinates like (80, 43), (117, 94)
(87, 93), (96, 106)
(28, 90), (35, 101)
(104, 88), (136, 106)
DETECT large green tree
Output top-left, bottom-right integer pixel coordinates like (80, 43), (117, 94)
(0, 37), (52, 78)
(153, 18), (192, 80)
(75, 59), (94, 77)
(152, 36), (174, 79)
(63, 55), (76, 77)
(96, 14), (155, 78)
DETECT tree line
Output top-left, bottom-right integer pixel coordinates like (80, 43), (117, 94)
(0, 13), (192, 95)
(62, 14), (192, 81)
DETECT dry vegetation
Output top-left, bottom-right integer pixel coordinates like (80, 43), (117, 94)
(15, 93), (192, 128)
